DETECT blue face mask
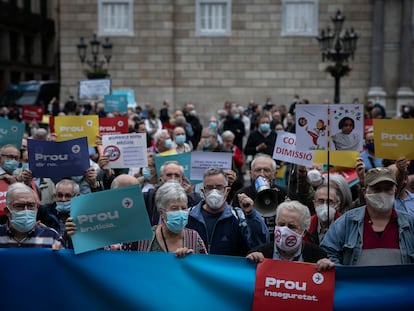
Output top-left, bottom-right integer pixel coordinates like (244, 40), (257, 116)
(164, 138), (173, 149)
(233, 114), (240, 120)
(9, 209), (37, 232)
(142, 167), (152, 180)
(209, 122), (217, 129)
(56, 201), (71, 214)
(165, 210), (188, 233)
(3, 160), (19, 174)
(260, 123), (270, 133)
(175, 135), (186, 145)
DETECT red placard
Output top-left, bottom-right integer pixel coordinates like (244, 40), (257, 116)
(0, 180), (9, 216)
(21, 106), (44, 122)
(99, 116), (129, 135)
(253, 259), (335, 311)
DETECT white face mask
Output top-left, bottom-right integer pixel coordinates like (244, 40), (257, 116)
(365, 192), (395, 212)
(315, 204), (336, 223)
(274, 226), (302, 253)
(205, 189), (225, 210)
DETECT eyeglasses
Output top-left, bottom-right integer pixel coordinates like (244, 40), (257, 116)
(10, 202), (38, 211)
(56, 193), (74, 200)
(1, 154), (19, 160)
(204, 185), (227, 192)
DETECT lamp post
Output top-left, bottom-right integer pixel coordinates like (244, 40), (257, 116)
(316, 10), (358, 104)
(77, 33), (113, 79)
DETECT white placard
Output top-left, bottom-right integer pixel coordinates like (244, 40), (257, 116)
(273, 131), (314, 167)
(190, 152), (232, 181)
(102, 133), (148, 169)
(78, 79), (111, 99)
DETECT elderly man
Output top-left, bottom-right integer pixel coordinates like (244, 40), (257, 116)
(0, 183), (63, 248)
(244, 113), (277, 158)
(196, 127), (225, 152)
(37, 179), (80, 247)
(152, 129), (175, 154)
(232, 153), (286, 220)
(188, 167), (269, 256)
(303, 185), (342, 245)
(321, 168), (414, 265)
(144, 161), (202, 225)
(246, 200), (335, 272)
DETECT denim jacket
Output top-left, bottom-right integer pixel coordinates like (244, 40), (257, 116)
(320, 206), (414, 265)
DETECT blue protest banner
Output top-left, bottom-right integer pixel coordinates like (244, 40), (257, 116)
(27, 137), (89, 178)
(0, 118), (25, 149)
(70, 184), (153, 254)
(104, 94), (128, 113)
(1, 249), (414, 311)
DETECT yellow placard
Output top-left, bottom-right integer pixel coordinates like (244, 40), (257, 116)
(55, 115), (99, 147)
(314, 150), (359, 168)
(374, 119), (414, 160)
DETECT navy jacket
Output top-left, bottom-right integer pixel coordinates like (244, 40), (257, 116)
(187, 200), (269, 256)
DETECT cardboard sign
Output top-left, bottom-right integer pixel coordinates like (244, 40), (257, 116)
(54, 115), (99, 147)
(0, 118), (25, 149)
(104, 94), (128, 113)
(99, 116), (129, 135)
(27, 137), (90, 178)
(154, 152), (192, 181)
(21, 106), (44, 122)
(374, 119), (414, 160)
(70, 184), (153, 254)
(253, 259), (335, 311)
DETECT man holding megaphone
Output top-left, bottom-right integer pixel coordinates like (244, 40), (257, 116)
(232, 154), (287, 238)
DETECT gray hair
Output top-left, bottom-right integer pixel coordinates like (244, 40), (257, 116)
(276, 200), (311, 231)
(153, 129), (169, 144)
(221, 130), (235, 141)
(6, 183), (36, 207)
(314, 185), (340, 204)
(55, 179), (80, 194)
(251, 153), (277, 171)
(201, 127), (218, 139)
(203, 167), (228, 186)
(323, 173), (353, 213)
(160, 161), (184, 177)
(155, 181), (187, 212)
(0, 144), (19, 154)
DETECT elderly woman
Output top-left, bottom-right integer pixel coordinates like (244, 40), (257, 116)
(123, 181), (207, 257)
(246, 200), (334, 272)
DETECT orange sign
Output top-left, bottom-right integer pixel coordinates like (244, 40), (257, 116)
(253, 259), (335, 311)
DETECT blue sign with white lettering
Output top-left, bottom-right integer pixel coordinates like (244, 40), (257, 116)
(70, 184), (153, 254)
(27, 137), (90, 178)
(0, 118), (25, 149)
(104, 94), (128, 113)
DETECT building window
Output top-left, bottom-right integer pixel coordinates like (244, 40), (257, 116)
(98, 0), (134, 36)
(196, 0), (231, 36)
(281, 0), (318, 36)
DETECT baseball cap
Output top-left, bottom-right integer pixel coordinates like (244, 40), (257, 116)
(365, 168), (397, 186)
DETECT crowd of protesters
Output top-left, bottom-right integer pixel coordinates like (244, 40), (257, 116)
(0, 94), (413, 268)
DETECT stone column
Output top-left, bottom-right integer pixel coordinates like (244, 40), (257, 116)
(396, 0), (414, 116)
(367, 0), (387, 107)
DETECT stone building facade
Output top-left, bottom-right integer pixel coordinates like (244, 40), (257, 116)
(56, 0), (413, 121)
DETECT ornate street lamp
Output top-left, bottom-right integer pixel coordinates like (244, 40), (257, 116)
(316, 10), (358, 103)
(76, 33), (113, 79)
